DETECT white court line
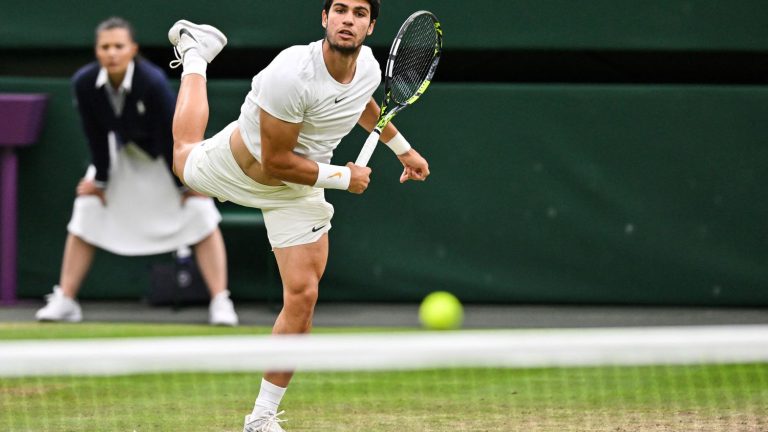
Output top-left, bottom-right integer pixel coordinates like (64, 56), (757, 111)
(1, 325), (768, 377)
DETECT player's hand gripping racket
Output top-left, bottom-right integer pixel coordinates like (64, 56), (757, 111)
(354, 10), (442, 167)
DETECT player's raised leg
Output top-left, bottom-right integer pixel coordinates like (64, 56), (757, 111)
(167, 20), (227, 182)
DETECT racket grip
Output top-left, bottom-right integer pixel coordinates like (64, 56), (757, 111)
(355, 130), (381, 167)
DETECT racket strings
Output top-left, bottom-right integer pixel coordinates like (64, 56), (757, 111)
(390, 15), (439, 104)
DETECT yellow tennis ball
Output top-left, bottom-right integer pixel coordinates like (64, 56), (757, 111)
(419, 291), (463, 330)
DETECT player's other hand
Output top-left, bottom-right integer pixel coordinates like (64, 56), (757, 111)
(76, 178), (106, 205)
(397, 149), (430, 183)
(347, 162), (371, 194)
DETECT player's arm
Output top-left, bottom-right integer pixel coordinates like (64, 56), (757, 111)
(260, 109), (371, 194)
(358, 98), (430, 183)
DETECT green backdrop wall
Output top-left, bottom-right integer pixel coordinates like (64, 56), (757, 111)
(2, 0), (767, 306)
(2, 77), (767, 305)
(2, 0), (768, 50)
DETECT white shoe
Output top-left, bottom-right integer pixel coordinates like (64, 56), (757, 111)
(168, 19), (227, 68)
(209, 290), (238, 326)
(35, 286), (82, 322)
(243, 411), (287, 432)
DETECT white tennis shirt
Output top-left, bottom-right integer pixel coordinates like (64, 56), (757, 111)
(238, 40), (381, 164)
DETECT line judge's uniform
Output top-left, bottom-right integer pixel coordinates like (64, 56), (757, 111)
(183, 40), (380, 248)
(68, 58), (220, 255)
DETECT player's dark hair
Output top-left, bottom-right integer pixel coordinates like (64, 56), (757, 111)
(323, 0), (380, 21)
(95, 16), (136, 42)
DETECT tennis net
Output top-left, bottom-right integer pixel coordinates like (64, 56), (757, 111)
(2, 325), (767, 431)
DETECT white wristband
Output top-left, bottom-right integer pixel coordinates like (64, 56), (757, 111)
(384, 133), (412, 156)
(314, 162), (351, 190)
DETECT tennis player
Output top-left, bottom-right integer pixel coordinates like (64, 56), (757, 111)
(168, 1), (429, 430)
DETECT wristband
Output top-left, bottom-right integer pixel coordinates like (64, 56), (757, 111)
(384, 133), (412, 156)
(314, 162), (351, 190)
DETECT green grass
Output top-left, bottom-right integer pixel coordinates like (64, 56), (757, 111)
(0, 322), (413, 340)
(2, 323), (768, 431)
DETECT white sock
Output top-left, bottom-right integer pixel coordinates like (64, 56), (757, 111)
(181, 47), (207, 80)
(252, 378), (286, 415)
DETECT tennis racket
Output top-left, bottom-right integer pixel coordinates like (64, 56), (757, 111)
(354, 10), (443, 167)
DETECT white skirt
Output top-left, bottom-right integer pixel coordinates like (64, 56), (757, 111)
(67, 135), (221, 256)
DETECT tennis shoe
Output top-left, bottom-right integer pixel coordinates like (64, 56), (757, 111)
(35, 286), (82, 322)
(168, 19), (227, 68)
(209, 290), (238, 326)
(243, 410), (287, 432)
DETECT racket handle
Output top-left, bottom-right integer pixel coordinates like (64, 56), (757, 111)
(355, 130), (381, 167)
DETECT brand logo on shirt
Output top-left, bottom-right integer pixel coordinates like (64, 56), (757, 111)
(334, 96), (348, 104)
(136, 100), (146, 115)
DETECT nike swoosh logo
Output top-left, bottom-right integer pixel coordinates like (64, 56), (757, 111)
(334, 96), (348, 104)
(327, 172), (343, 179)
(312, 225), (327, 233)
(179, 28), (197, 43)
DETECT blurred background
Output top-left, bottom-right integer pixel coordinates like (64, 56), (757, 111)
(2, 0), (768, 307)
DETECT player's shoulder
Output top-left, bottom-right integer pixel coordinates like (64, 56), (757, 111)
(273, 43), (314, 69)
(272, 43), (313, 66)
(358, 45), (376, 63)
(358, 45), (380, 71)
(357, 45), (381, 81)
(267, 43), (317, 83)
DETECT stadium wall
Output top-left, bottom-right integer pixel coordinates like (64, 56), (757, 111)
(2, 0), (768, 50)
(3, 0), (768, 305)
(2, 77), (767, 306)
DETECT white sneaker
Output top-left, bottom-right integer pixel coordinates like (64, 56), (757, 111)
(168, 19), (227, 68)
(35, 286), (82, 322)
(209, 290), (238, 326)
(243, 411), (287, 432)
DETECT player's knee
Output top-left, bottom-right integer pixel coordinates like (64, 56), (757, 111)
(297, 286), (319, 311)
(285, 284), (318, 315)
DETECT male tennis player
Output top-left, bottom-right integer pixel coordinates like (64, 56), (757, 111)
(168, 1), (429, 430)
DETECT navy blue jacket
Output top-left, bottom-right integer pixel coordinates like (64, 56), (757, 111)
(71, 58), (181, 188)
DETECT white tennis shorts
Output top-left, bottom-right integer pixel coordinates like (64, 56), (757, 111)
(183, 121), (334, 248)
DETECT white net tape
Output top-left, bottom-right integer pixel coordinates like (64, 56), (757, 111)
(2, 325), (768, 377)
